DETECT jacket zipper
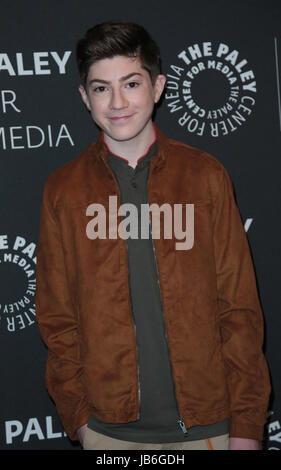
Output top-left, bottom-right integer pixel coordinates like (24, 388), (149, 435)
(148, 188), (189, 436)
(177, 418), (189, 434)
(101, 153), (187, 430)
(100, 153), (141, 420)
(133, 322), (141, 420)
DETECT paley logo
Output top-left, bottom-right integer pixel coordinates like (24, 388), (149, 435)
(5, 415), (66, 445)
(0, 51), (72, 76)
(0, 234), (36, 333)
(266, 411), (281, 450)
(165, 42), (256, 137)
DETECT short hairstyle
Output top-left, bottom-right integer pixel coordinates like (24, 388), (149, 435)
(76, 21), (162, 88)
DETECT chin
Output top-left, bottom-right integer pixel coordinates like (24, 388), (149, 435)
(116, 121), (152, 139)
(107, 127), (143, 142)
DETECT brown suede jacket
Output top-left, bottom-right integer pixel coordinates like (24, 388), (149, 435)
(35, 125), (271, 442)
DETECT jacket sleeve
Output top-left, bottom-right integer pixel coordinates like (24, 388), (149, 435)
(211, 164), (271, 441)
(35, 178), (91, 441)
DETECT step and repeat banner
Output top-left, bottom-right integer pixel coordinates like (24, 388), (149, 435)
(0, 0), (280, 450)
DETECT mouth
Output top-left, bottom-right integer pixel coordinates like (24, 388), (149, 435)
(109, 115), (133, 121)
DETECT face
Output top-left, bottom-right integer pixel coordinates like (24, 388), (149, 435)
(79, 55), (166, 143)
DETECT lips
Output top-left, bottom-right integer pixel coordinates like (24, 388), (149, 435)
(109, 115), (132, 120)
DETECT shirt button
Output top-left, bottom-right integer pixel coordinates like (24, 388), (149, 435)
(131, 181), (137, 189)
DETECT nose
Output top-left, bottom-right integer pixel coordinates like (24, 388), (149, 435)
(109, 87), (129, 110)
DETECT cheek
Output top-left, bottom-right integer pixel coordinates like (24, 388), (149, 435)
(134, 92), (154, 110)
(89, 100), (105, 118)
(142, 95), (156, 114)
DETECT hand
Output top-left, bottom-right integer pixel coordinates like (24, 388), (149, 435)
(77, 424), (88, 445)
(229, 437), (262, 450)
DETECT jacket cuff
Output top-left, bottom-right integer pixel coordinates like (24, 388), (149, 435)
(67, 407), (91, 441)
(229, 420), (265, 441)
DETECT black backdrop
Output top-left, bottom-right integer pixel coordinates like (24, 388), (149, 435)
(0, 0), (280, 450)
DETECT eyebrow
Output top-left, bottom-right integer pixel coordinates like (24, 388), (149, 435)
(88, 72), (144, 86)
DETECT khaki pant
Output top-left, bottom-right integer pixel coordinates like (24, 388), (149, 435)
(83, 427), (229, 450)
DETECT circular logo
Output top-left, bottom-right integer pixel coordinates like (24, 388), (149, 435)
(165, 41), (256, 138)
(0, 234), (36, 333)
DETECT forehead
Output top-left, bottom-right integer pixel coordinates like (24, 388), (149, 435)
(86, 55), (149, 84)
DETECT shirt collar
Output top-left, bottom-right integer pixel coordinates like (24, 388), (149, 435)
(104, 122), (157, 169)
(94, 122), (167, 172)
(107, 139), (157, 173)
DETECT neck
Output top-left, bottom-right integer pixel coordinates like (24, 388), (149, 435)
(103, 121), (156, 169)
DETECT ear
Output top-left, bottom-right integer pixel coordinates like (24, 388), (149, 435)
(153, 74), (167, 104)
(79, 85), (91, 110)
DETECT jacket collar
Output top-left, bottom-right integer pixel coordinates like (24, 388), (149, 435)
(94, 123), (168, 170)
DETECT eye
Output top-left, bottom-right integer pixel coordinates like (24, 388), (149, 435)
(126, 81), (139, 89)
(93, 86), (108, 93)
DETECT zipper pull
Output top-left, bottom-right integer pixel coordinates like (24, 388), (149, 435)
(177, 418), (188, 434)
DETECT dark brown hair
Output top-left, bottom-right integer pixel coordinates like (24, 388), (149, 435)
(76, 21), (162, 87)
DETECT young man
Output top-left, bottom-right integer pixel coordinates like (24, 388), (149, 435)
(35, 21), (271, 451)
